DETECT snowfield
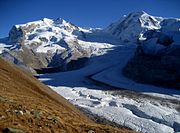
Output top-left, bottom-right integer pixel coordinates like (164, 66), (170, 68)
(39, 44), (180, 133)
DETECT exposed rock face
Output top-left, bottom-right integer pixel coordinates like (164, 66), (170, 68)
(9, 26), (25, 43)
(123, 50), (180, 89)
(2, 127), (25, 133)
(143, 30), (174, 46)
(139, 30), (174, 55)
(123, 30), (180, 89)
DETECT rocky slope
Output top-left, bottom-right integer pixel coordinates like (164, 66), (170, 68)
(0, 57), (134, 133)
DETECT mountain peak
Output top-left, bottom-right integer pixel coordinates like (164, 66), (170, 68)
(42, 18), (54, 26)
(54, 18), (67, 25)
(128, 10), (147, 16)
(125, 11), (151, 22)
(106, 11), (163, 42)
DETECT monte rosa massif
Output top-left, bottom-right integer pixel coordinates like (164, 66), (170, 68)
(0, 11), (180, 133)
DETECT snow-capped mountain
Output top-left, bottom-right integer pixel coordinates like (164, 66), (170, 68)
(0, 18), (114, 73)
(8, 18), (82, 45)
(106, 11), (162, 42)
(117, 12), (180, 89)
(106, 11), (180, 44)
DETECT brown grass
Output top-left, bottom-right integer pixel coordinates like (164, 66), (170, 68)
(0, 58), (135, 133)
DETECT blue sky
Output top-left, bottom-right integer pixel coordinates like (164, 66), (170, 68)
(0, 0), (180, 38)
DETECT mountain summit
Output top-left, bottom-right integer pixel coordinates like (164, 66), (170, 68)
(9, 17), (81, 43)
(0, 18), (114, 73)
(106, 11), (180, 43)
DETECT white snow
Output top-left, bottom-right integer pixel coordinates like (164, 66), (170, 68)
(0, 43), (7, 54)
(0, 43), (13, 54)
(36, 43), (66, 53)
